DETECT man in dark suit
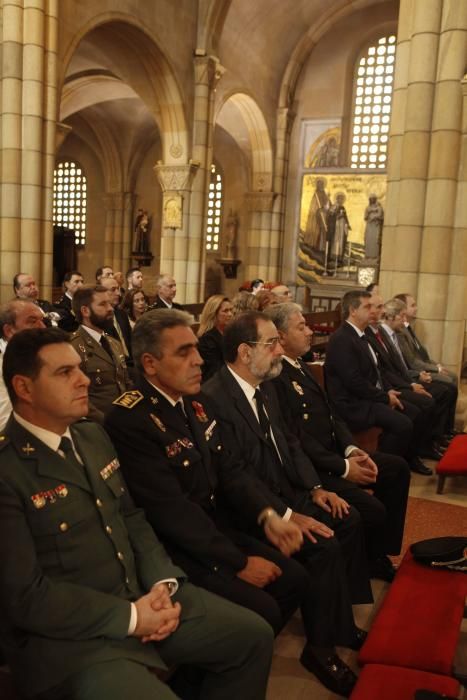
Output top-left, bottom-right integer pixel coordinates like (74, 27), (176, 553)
(151, 274), (184, 310)
(0, 327), (273, 700)
(368, 295), (456, 457)
(106, 309), (364, 697)
(13, 272), (60, 325)
(324, 290), (429, 474)
(100, 276), (133, 364)
(203, 311), (373, 696)
(70, 286), (132, 423)
(54, 270), (84, 332)
(266, 301), (410, 582)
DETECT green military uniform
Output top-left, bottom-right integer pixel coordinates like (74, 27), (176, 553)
(70, 326), (132, 423)
(0, 417), (273, 700)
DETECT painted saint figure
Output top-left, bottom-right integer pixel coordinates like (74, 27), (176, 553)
(364, 194), (384, 259)
(304, 178), (330, 251)
(327, 192), (351, 263)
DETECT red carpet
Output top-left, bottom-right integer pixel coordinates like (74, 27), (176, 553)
(392, 496), (467, 566)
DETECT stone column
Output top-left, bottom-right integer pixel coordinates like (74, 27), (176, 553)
(154, 162), (199, 303)
(273, 106), (295, 279)
(0, 0), (58, 301)
(244, 191), (277, 282)
(380, 0), (466, 372)
(102, 191), (135, 274)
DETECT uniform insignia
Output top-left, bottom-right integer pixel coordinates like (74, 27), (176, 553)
(166, 437), (194, 457)
(205, 419), (217, 441)
(78, 342), (86, 353)
(31, 493), (46, 509)
(55, 484), (68, 498)
(95, 375), (102, 385)
(150, 396), (158, 405)
(192, 401), (208, 423)
(150, 414), (166, 432)
(113, 390), (144, 408)
(100, 458), (120, 480)
(292, 381), (304, 396)
(22, 443), (35, 455)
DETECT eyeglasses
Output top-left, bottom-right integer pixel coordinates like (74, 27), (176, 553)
(246, 337), (282, 349)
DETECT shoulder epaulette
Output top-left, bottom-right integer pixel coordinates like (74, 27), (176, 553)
(113, 390), (144, 409)
(69, 331), (79, 340)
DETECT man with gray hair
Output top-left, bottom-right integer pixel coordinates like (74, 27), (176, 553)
(105, 309), (311, 684)
(267, 301), (410, 583)
(0, 300), (46, 429)
(151, 274), (184, 310)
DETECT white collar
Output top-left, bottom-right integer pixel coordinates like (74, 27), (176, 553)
(146, 378), (181, 409)
(380, 322), (394, 337)
(159, 296), (172, 308)
(282, 354), (301, 369)
(345, 320), (365, 337)
(13, 412), (73, 453)
(80, 325), (103, 344)
(227, 365), (257, 403)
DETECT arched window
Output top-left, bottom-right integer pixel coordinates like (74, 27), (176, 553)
(205, 164), (223, 252)
(53, 160), (87, 246)
(350, 34), (396, 169)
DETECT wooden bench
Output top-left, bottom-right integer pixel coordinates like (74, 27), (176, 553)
(359, 551), (467, 676)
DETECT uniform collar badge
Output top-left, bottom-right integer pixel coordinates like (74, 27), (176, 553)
(113, 390), (144, 408)
(22, 442), (35, 455)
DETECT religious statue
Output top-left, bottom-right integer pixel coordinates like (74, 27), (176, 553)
(163, 195), (182, 229)
(304, 178), (330, 251)
(133, 208), (151, 253)
(327, 192), (351, 265)
(316, 136), (340, 168)
(364, 194), (384, 259)
(225, 209), (238, 259)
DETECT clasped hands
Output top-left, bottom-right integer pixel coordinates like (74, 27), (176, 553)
(133, 583), (181, 643)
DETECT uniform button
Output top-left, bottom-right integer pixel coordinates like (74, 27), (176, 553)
(125, 577), (130, 585)
(120, 487), (125, 494)
(217, 445), (222, 451)
(183, 459), (190, 467)
(210, 494), (215, 502)
(105, 525), (112, 534)
(302, 403), (307, 408)
(96, 498), (103, 507)
(117, 552), (124, 561)
(59, 522), (68, 532)
(303, 414), (309, 420)
(213, 565), (219, 572)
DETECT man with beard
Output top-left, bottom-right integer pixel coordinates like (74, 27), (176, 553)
(202, 311), (372, 696)
(70, 286), (132, 423)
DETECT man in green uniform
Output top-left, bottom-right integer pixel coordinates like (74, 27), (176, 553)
(0, 327), (273, 700)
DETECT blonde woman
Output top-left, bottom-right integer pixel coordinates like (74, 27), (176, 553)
(198, 295), (233, 382)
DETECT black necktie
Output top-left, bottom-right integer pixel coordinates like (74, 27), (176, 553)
(407, 325), (421, 349)
(254, 388), (292, 499)
(59, 436), (83, 472)
(100, 334), (113, 359)
(254, 388), (272, 441)
(361, 335), (384, 389)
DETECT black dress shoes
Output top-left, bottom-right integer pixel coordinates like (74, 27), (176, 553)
(369, 555), (397, 583)
(300, 645), (357, 697)
(418, 447), (443, 461)
(347, 627), (368, 650)
(410, 457), (433, 475)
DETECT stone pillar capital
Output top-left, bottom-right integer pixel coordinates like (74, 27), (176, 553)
(154, 161), (200, 193)
(194, 53), (225, 90)
(244, 191), (277, 212)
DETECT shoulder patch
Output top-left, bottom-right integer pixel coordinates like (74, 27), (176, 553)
(0, 434), (10, 450)
(113, 390), (144, 409)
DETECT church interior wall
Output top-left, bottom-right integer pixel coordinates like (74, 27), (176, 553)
(282, 1), (399, 285)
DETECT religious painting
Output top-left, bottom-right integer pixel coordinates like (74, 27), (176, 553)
(297, 173), (386, 284)
(302, 119), (342, 169)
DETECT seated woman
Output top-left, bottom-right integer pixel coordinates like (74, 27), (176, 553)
(120, 288), (148, 329)
(198, 295), (233, 382)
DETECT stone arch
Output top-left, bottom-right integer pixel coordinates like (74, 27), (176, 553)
(215, 91), (273, 191)
(197, 0), (232, 54)
(61, 15), (189, 164)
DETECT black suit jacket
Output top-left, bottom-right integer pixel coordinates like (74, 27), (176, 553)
(151, 296), (184, 311)
(272, 359), (354, 477)
(365, 326), (413, 389)
(105, 379), (264, 580)
(324, 321), (389, 430)
(54, 294), (79, 332)
(202, 366), (321, 525)
(199, 327), (224, 383)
